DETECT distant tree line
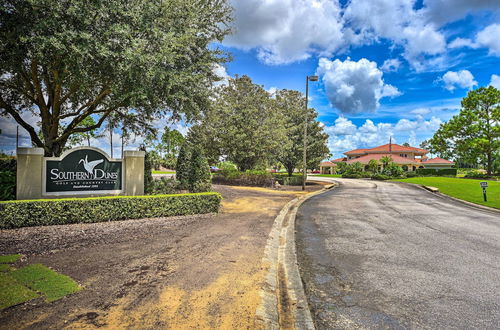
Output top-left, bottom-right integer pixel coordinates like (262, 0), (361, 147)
(421, 86), (499, 175)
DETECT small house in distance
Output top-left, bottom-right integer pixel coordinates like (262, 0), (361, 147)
(320, 143), (454, 174)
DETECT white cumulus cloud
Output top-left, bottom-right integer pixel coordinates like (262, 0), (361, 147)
(224, 0), (344, 65)
(317, 57), (401, 114)
(476, 24), (500, 56)
(441, 70), (477, 91)
(490, 74), (500, 89)
(381, 58), (402, 72)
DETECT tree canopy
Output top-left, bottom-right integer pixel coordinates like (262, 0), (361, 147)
(274, 89), (330, 176)
(0, 0), (231, 156)
(189, 76), (330, 173)
(426, 86), (499, 175)
(190, 75), (287, 171)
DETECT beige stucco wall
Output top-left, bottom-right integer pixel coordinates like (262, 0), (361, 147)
(124, 150), (145, 196)
(16, 148), (44, 200)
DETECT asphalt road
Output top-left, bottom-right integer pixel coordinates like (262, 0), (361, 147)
(297, 178), (500, 329)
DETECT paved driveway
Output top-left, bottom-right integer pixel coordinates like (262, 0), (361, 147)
(297, 178), (500, 329)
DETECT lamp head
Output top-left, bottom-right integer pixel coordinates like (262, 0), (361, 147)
(308, 75), (319, 81)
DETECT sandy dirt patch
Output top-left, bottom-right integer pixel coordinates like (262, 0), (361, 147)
(0, 184), (323, 329)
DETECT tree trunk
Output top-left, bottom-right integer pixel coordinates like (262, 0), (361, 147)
(286, 165), (294, 177)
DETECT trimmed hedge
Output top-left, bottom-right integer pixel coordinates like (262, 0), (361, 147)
(274, 174), (304, 186)
(212, 170), (275, 187)
(416, 168), (457, 176)
(0, 192), (222, 229)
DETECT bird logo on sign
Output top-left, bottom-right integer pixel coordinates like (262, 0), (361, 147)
(79, 155), (104, 174)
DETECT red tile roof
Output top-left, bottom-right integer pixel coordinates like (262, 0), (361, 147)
(320, 161), (336, 166)
(345, 154), (417, 165)
(330, 157), (347, 163)
(422, 157), (455, 164)
(344, 143), (427, 155)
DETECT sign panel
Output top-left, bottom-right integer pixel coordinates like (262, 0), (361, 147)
(480, 182), (488, 188)
(44, 148), (122, 195)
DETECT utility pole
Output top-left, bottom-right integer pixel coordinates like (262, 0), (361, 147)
(303, 75), (318, 191)
(16, 126), (19, 148)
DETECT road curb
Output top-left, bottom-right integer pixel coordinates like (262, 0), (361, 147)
(256, 184), (335, 329)
(395, 181), (500, 214)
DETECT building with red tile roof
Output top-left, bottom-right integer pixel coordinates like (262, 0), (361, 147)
(320, 142), (454, 174)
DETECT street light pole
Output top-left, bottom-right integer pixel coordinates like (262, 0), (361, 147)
(303, 75), (318, 191)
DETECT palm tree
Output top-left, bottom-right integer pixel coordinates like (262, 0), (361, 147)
(380, 156), (393, 168)
(368, 159), (379, 173)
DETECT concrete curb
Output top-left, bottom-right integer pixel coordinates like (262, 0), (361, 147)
(256, 184), (336, 329)
(395, 182), (500, 214)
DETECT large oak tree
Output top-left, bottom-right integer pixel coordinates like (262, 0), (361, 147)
(274, 89), (330, 176)
(427, 86), (499, 175)
(0, 0), (231, 156)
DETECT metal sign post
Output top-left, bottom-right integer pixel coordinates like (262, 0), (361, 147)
(480, 182), (488, 202)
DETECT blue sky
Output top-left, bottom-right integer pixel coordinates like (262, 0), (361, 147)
(1, 0), (499, 159)
(218, 0), (500, 158)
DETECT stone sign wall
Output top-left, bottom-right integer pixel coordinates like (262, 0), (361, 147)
(17, 147), (144, 200)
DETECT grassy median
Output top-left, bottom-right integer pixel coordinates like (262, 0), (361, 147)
(391, 177), (499, 209)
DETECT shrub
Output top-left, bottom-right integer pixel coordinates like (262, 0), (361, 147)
(463, 170), (490, 179)
(342, 173), (362, 178)
(0, 193), (222, 229)
(0, 158), (16, 201)
(212, 170), (275, 187)
(188, 146), (212, 193)
(274, 174), (304, 186)
(217, 161), (238, 171)
(416, 168), (458, 176)
(382, 163), (404, 177)
(142, 148), (154, 194)
(371, 173), (392, 180)
(406, 172), (418, 178)
(176, 143), (191, 189)
(151, 177), (179, 195)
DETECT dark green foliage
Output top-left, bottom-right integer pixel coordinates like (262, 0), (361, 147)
(1, 0), (232, 156)
(416, 168), (458, 176)
(371, 174), (392, 180)
(212, 170), (275, 187)
(0, 159), (16, 201)
(382, 163), (404, 177)
(151, 177), (179, 195)
(342, 171), (372, 179)
(142, 148), (154, 194)
(0, 193), (222, 229)
(463, 170), (490, 179)
(406, 172), (418, 178)
(176, 143), (192, 190)
(274, 174), (304, 186)
(188, 146), (212, 193)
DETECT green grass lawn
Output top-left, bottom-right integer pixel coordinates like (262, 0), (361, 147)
(152, 170), (175, 174)
(391, 177), (499, 209)
(0, 254), (21, 263)
(311, 174), (342, 178)
(0, 255), (82, 309)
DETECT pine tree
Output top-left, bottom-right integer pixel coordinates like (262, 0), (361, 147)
(188, 146), (212, 193)
(176, 143), (191, 190)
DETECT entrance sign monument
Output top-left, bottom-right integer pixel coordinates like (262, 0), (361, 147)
(17, 147), (145, 200)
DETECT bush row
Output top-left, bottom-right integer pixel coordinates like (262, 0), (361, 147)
(416, 168), (457, 176)
(0, 192), (222, 229)
(274, 174), (304, 186)
(212, 170), (275, 187)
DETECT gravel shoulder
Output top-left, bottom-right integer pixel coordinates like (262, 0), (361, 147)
(0, 183), (324, 329)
